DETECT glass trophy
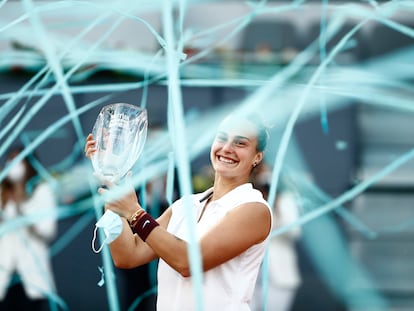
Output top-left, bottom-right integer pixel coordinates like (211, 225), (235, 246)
(91, 103), (148, 183)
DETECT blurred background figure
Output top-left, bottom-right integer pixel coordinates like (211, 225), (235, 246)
(251, 164), (302, 311)
(0, 147), (58, 311)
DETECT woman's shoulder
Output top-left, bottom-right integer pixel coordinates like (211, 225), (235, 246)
(174, 187), (213, 203)
(30, 181), (56, 198)
(229, 183), (267, 203)
(170, 188), (212, 214)
(33, 180), (54, 191)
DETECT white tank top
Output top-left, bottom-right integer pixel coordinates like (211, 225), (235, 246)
(157, 183), (272, 311)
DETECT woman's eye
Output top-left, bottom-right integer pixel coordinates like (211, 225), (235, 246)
(234, 139), (246, 146)
(216, 134), (227, 142)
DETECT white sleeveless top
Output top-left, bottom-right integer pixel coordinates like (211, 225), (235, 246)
(157, 183), (272, 311)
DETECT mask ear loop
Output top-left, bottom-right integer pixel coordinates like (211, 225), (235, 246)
(92, 226), (105, 254)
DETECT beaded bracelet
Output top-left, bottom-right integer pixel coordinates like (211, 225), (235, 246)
(128, 209), (145, 228)
(130, 211), (160, 241)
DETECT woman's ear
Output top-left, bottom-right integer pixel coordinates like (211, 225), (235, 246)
(254, 152), (264, 166)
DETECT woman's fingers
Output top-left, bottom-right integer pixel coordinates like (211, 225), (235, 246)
(95, 172), (137, 214)
(85, 133), (96, 158)
(93, 173), (115, 188)
(98, 187), (107, 195)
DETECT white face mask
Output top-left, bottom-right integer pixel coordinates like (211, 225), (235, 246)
(7, 161), (26, 183)
(92, 210), (123, 253)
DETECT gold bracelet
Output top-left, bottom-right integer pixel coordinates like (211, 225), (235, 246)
(128, 209), (145, 227)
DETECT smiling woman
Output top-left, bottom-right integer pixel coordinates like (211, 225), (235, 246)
(211, 114), (269, 182)
(85, 112), (272, 311)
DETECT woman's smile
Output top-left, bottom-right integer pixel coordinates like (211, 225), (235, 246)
(217, 155), (237, 165)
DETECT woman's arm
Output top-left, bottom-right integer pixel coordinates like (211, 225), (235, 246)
(104, 181), (270, 276)
(25, 183), (57, 241)
(144, 201), (271, 277)
(109, 207), (172, 268)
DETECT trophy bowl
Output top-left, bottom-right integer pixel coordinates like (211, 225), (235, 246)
(91, 103), (148, 183)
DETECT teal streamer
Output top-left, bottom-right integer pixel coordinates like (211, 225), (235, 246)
(260, 246), (270, 311)
(3, 274), (69, 311)
(0, 198), (92, 237)
(0, 65), (48, 132)
(162, 0), (204, 310)
(165, 152), (175, 205)
(1, 1), (413, 310)
(127, 286), (157, 311)
(0, 96), (106, 182)
(319, 0), (329, 135)
(267, 18), (366, 209)
(22, 0), (84, 145)
(49, 142), (83, 173)
(90, 178), (120, 311)
(50, 210), (95, 257)
(140, 49), (164, 110)
(271, 146), (414, 238)
(0, 103), (26, 141)
(20, 132), (56, 186)
(284, 169), (378, 239)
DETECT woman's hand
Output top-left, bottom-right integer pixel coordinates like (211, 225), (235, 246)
(85, 133), (96, 159)
(98, 173), (142, 221)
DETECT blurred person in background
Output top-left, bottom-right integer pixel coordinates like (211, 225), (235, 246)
(251, 165), (302, 311)
(0, 147), (58, 311)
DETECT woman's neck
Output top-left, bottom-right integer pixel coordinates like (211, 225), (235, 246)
(11, 182), (27, 202)
(212, 175), (249, 201)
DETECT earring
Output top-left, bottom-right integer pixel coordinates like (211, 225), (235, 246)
(253, 162), (257, 168)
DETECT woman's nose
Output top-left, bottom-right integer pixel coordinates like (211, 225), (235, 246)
(221, 140), (233, 151)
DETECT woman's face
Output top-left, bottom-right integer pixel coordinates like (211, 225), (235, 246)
(6, 151), (28, 184)
(210, 118), (263, 180)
